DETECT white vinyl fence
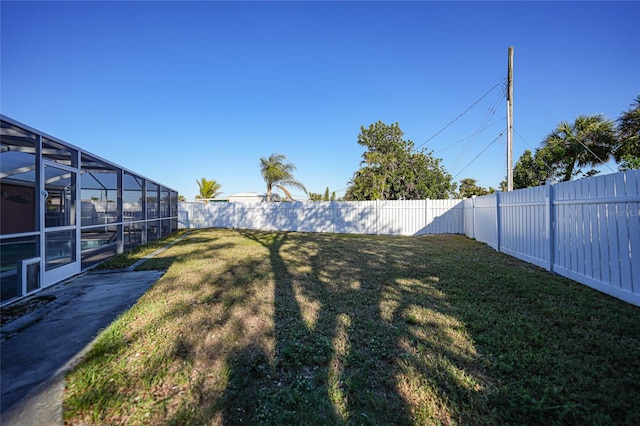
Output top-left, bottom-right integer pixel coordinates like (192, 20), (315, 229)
(179, 199), (464, 236)
(465, 170), (640, 306)
(178, 170), (639, 305)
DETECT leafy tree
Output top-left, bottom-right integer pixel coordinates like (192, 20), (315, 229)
(345, 121), (456, 200)
(178, 194), (186, 202)
(458, 178), (492, 198)
(615, 96), (640, 171)
(512, 148), (561, 189)
(309, 187), (338, 202)
(542, 114), (617, 181)
(307, 192), (323, 201)
(259, 153), (307, 202)
(618, 155), (640, 171)
(195, 177), (222, 203)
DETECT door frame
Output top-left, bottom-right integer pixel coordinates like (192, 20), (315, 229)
(41, 159), (81, 287)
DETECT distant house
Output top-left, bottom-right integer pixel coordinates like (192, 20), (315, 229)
(227, 192), (281, 203)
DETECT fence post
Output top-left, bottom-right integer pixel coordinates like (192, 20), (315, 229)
(331, 201), (336, 234)
(425, 199), (431, 236)
(471, 196), (476, 239)
(375, 200), (380, 235)
(546, 181), (555, 272)
(496, 191), (501, 252)
(232, 202), (237, 229)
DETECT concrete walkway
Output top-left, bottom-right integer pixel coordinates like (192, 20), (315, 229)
(0, 269), (165, 425)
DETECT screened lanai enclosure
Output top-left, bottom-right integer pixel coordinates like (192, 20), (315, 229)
(0, 115), (178, 305)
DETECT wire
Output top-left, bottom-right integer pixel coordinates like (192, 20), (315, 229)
(523, 90), (560, 124)
(513, 129), (557, 175)
(452, 131), (505, 179)
(522, 91), (616, 174)
(415, 80), (506, 152)
(449, 88), (505, 173)
(433, 117), (505, 154)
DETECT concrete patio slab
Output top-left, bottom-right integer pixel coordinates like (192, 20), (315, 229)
(0, 269), (164, 425)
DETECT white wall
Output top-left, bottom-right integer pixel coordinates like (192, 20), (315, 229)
(179, 199), (465, 236)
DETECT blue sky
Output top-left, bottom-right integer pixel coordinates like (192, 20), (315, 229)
(2, 1), (638, 200)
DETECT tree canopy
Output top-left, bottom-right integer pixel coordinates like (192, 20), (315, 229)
(541, 114), (617, 182)
(345, 121), (456, 200)
(513, 101), (638, 189)
(615, 96), (640, 171)
(512, 148), (559, 189)
(259, 153), (307, 202)
(195, 177), (222, 203)
(457, 178), (493, 198)
(309, 187), (337, 202)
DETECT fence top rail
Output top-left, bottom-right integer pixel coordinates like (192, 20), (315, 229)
(499, 201), (546, 207)
(553, 195), (640, 205)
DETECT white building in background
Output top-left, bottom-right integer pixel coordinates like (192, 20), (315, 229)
(227, 192), (281, 203)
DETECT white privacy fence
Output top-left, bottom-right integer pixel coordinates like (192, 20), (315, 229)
(465, 170), (640, 306)
(178, 170), (639, 305)
(179, 199), (465, 236)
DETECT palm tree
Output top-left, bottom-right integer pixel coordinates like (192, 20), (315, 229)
(259, 153), (307, 202)
(542, 114), (617, 181)
(195, 178), (222, 203)
(615, 96), (640, 170)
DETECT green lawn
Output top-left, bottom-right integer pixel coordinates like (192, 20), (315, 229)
(64, 229), (640, 425)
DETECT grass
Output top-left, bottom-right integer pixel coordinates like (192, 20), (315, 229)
(63, 228), (640, 425)
(92, 229), (191, 271)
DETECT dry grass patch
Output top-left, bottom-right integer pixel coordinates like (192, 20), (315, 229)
(64, 229), (640, 425)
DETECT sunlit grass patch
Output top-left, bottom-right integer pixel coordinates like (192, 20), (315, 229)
(64, 229), (640, 425)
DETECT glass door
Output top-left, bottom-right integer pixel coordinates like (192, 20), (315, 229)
(43, 162), (80, 286)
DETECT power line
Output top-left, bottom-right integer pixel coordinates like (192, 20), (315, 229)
(522, 91), (616, 174)
(415, 80), (506, 152)
(434, 117), (505, 154)
(513, 129), (557, 175)
(523, 90), (560, 124)
(452, 131), (505, 180)
(449, 88), (505, 173)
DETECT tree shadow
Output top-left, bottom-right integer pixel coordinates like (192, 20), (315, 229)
(222, 231), (340, 424)
(64, 228), (640, 424)
(222, 230), (440, 424)
(220, 230), (522, 424)
(62, 229), (494, 423)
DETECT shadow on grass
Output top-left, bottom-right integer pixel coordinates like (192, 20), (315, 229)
(222, 231), (345, 424)
(64, 229), (640, 425)
(223, 230), (488, 424)
(224, 230), (640, 424)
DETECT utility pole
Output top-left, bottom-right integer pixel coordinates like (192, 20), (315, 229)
(507, 46), (514, 191)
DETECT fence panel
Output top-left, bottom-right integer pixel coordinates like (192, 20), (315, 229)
(294, 202), (333, 233)
(378, 200), (423, 235)
(178, 202), (230, 228)
(465, 170), (640, 306)
(422, 199), (465, 234)
(463, 198), (474, 237)
(627, 172), (640, 297)
(499, 185), (548, 269)
(334, 201), (378, 234)
(471, 194), (498, 250)
(551, 171), (640, 302)
(179, 199), (464, 236)
(461, 170), (639, 306)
